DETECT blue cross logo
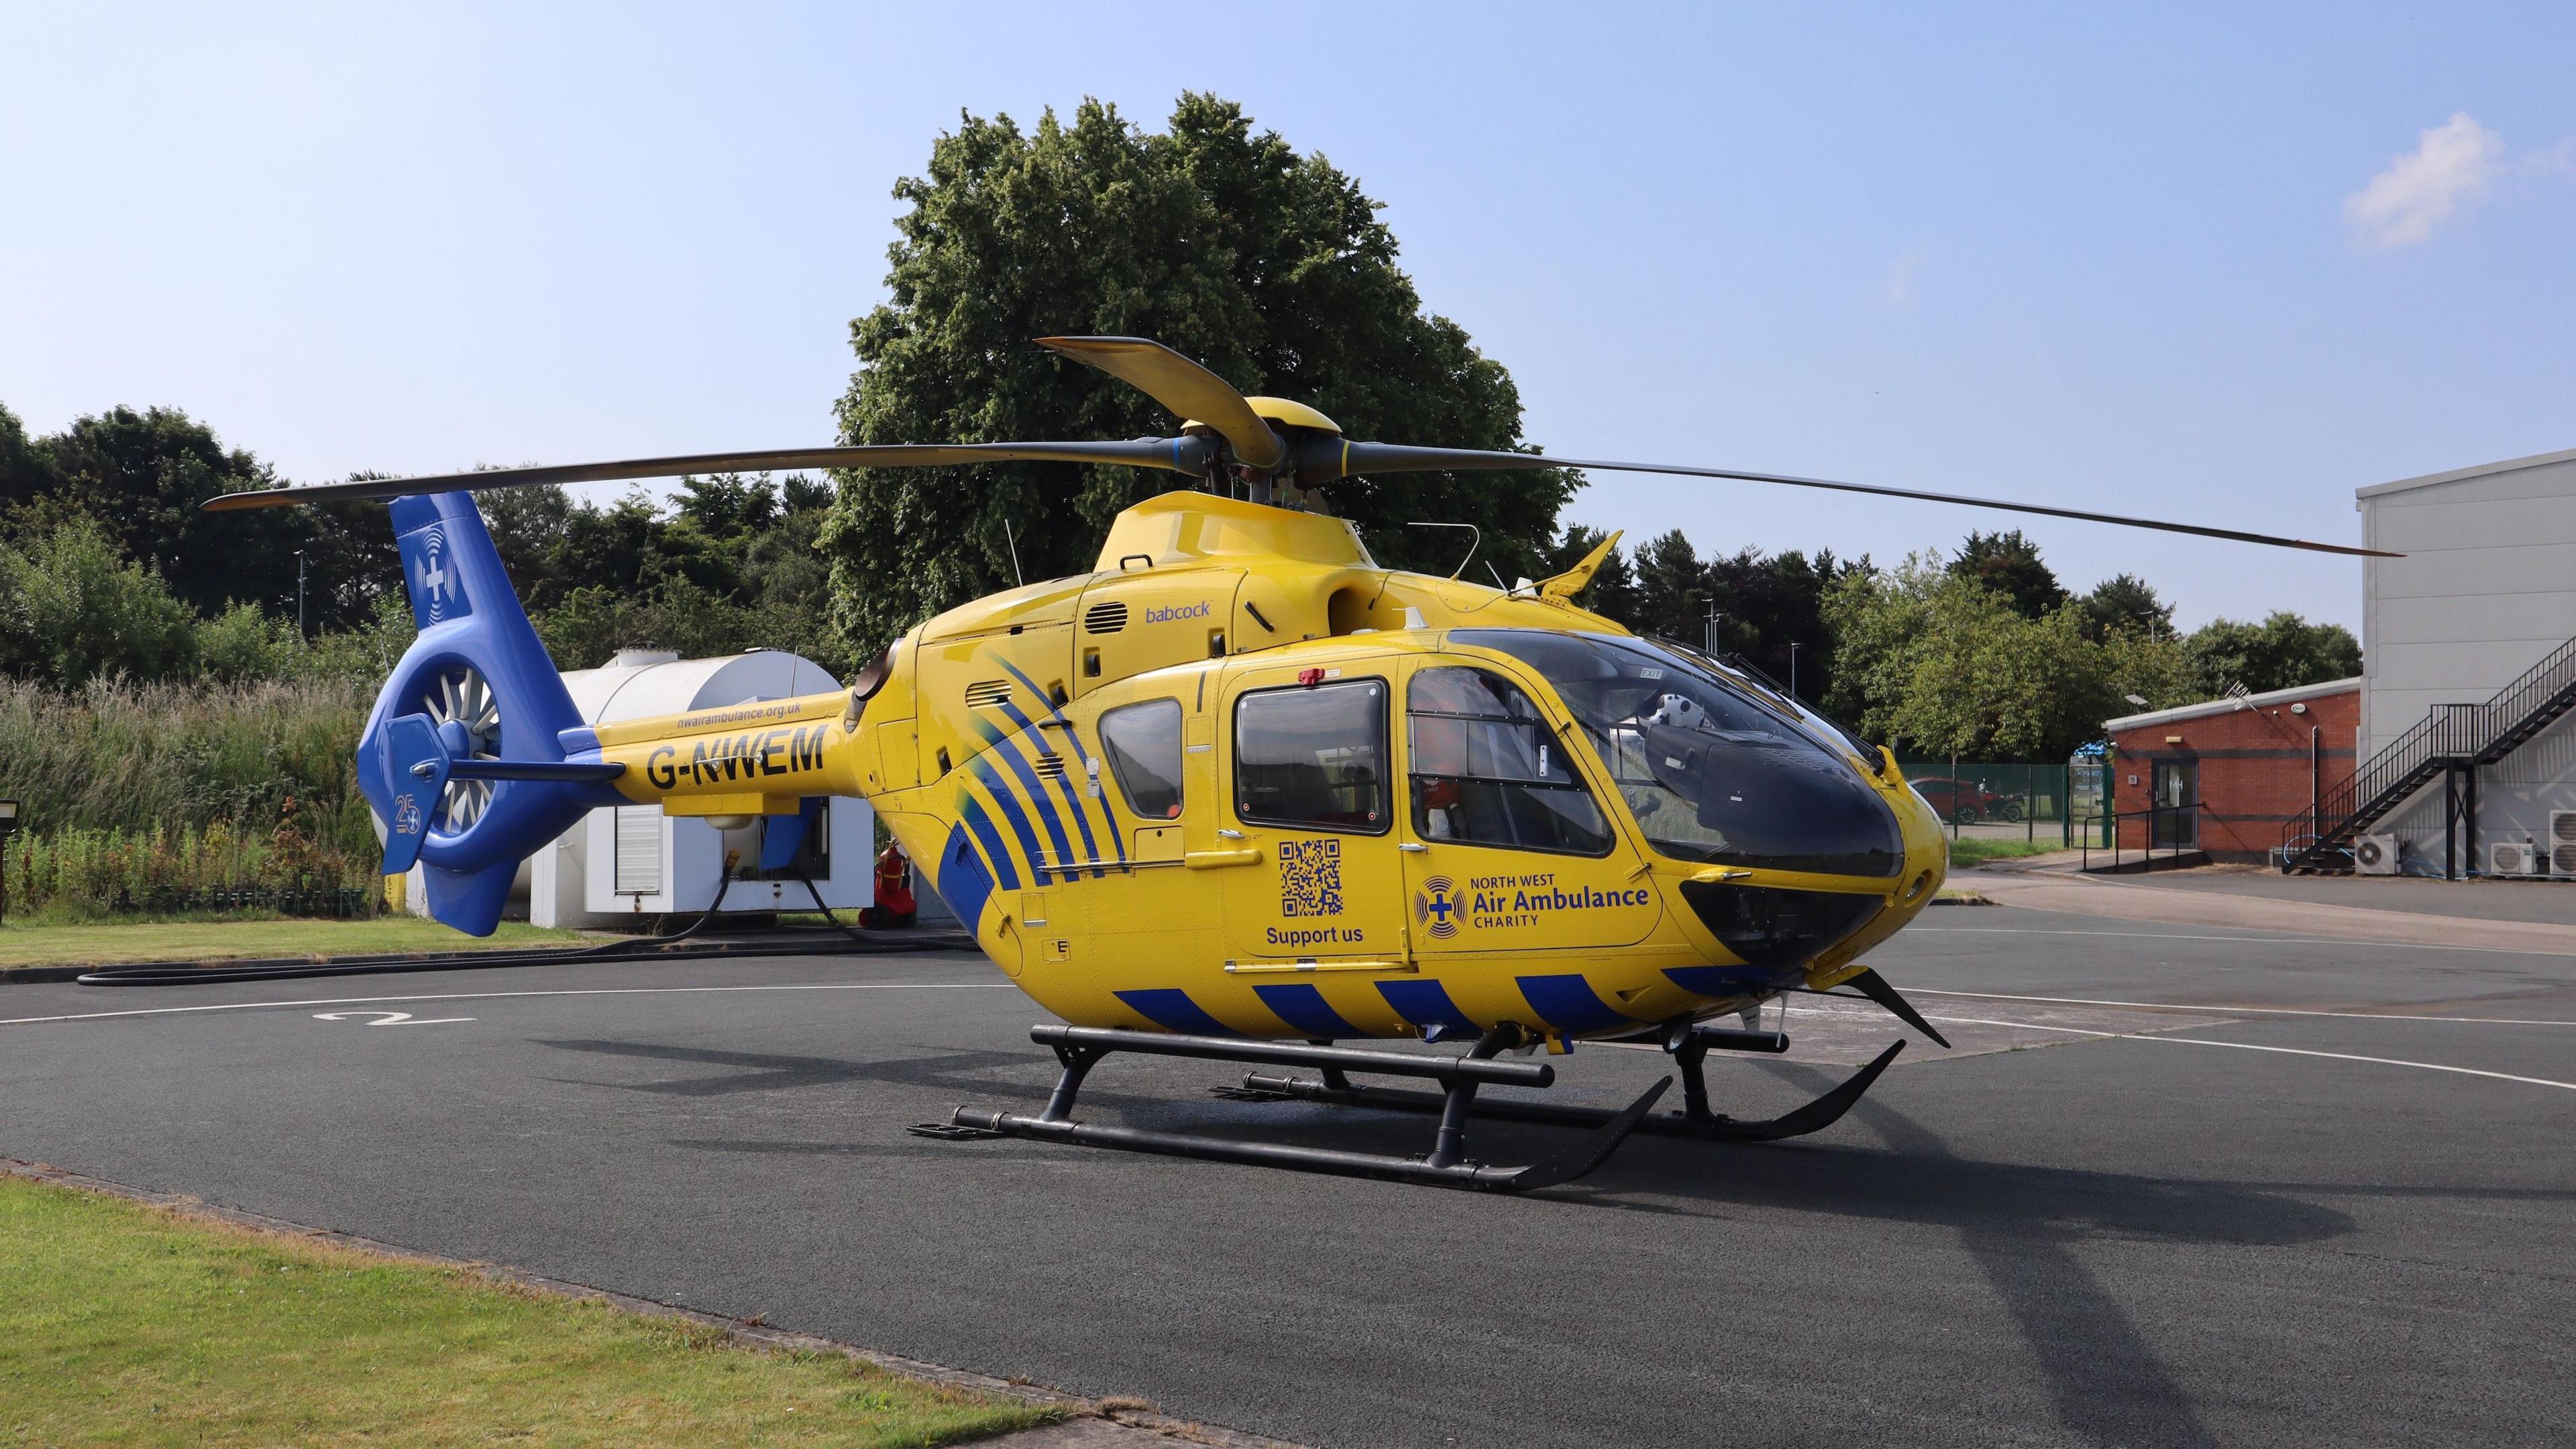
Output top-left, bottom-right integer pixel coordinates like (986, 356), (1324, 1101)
(1417, 876), (1461, 940)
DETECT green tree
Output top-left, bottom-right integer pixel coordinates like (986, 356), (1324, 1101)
(0, 402), (53, 504)
(2184, 612), (2361, 696)
(818, 94), (1577, 653)
(1630, 529), (1707, 642)
(0, 519), (200, 685)
(1949, 529), (2068, 620)
(2081, 572), (2175, 641)
(1825, 552), (2190, 759)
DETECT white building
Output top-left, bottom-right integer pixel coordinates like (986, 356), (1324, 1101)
(2355, 447), (2576, 875)
(532, 648), (876, 927)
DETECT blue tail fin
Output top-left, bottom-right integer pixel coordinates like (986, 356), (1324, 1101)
(358, 494), (625, 935)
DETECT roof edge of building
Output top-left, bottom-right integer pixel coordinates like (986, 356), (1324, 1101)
(2102, 676), (2361, 733)
(2354, 445), (2576, 501)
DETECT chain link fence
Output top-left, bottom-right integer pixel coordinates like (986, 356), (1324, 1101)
(1894, 760), (2086, 845)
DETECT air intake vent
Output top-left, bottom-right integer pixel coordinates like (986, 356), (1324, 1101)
(964, 680), (1012, 708)
(1083, 601), (1130, 634)
(1034, 753), (1067, 780)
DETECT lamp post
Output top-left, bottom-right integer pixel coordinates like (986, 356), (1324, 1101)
(294, 549), (307, 639)
(0, 800), (18, 928)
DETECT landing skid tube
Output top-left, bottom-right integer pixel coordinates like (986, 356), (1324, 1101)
(1223, 1028), (1906, 1144)
(911, 1024), (1668, 1193)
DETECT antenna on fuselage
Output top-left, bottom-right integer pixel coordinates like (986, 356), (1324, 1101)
(1003, 518), (1025, 588)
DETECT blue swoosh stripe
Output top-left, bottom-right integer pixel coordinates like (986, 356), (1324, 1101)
(1377, 979), (1478, 1032)
(965, 767), (1046, 885)
(1252, 983), (1363, 1038)
(932, 821), (998, 926)
(957, 796), (1020, 893)
(975, 739), (1075, 882)
(1515, 973), (1636, 1036)
(993, 661), (1126, 867)
(1116, 988), (1241, 1037)
(996, 700), (1110, 876)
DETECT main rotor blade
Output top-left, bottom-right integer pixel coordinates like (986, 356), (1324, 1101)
(1327, 441), (2395, 558)
(201, 437), (1214, 511)
(1036, 336), (1287, 472)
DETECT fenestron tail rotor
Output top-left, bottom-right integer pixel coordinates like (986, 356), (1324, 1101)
(202, 335), (2395, 558)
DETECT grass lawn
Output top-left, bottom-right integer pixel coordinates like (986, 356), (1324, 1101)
(0, 1173), (1053, 1447)
(1948, 837), (2070, 869)
(0, 917), (605, 971)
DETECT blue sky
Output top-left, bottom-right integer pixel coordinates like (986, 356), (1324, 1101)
(5, 3), (2570, 631)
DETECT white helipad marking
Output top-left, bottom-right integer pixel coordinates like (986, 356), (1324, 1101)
(1910, 925), (2576, 959)
(313, 1010), (475, 1026)
(1909, 987), (2576, 1027)
(0, 982), (1018, 1028)
(1922, 1013), (2576, 1093)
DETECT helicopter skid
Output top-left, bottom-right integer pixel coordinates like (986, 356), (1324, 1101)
(1227, 1035), (1907, 1144)
(914, 1024), (1669, 1193)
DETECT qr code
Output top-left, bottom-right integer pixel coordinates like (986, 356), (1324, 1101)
(1277, 838), (1344, 917)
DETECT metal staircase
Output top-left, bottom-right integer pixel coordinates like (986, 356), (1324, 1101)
(2283, 634), (2576, 873)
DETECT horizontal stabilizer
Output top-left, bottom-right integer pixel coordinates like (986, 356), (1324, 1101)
(445, 758), (627, 783)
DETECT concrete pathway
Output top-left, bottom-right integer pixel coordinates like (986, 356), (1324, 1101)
(1962, 855), (2576, 955)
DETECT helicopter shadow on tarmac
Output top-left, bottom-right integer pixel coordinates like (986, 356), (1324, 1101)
(541, 1035), (2365, 1447)
(1565, 1057), (2358, 1449)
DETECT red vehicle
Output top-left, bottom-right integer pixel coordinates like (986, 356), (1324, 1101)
(1908, 776), (2021, 824)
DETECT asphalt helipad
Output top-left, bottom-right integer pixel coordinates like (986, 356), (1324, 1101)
(4, 906), (2571, 1448)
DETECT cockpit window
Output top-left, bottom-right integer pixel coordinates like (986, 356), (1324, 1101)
(1406, 667), (1613, 856)
(1451, 631), (1902, 877)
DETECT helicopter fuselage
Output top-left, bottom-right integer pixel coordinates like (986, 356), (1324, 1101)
(565, 491), (1946, 1043)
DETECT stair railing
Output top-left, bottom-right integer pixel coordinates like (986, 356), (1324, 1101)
(2282, 633), (2576, 869)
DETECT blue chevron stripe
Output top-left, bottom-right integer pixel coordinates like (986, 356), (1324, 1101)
(957, 796), (1020, 893)
(975, 737), (1076, 881)
(1252, 983), (1364, 1038)
(996, 700), (1110, 877)
(1115, 988), (1241, 1037)
(1515, 973), (1636, 1036)
(995, 661), (1126, 868)
(965, 763), (1049, 885)
(931, 821), (998, 926)
(1377, 979), (1478, 1033)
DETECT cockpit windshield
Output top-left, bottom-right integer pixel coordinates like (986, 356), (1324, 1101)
(1452, 630), (1903, 878)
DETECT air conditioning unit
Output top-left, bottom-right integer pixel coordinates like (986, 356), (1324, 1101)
(2553, 812), (2576, 877)
(2490, 839), (2546, 878)
(2353, 833), (2402, 876)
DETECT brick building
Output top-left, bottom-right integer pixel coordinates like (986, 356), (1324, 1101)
(2102, 678), (2360, 863)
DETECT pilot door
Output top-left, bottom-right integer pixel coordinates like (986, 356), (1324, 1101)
(1218, 662), (1409, 971)
(1396, 659), (1662, 959)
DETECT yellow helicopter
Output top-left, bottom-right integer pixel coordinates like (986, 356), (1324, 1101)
(213, 336), (2384, 1191)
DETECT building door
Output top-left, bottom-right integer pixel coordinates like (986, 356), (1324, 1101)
(2151, 759), (2198, 848)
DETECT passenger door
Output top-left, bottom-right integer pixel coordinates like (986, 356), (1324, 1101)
(1219, 664), (1409, 970)
(1397, 659), (1662, 959)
